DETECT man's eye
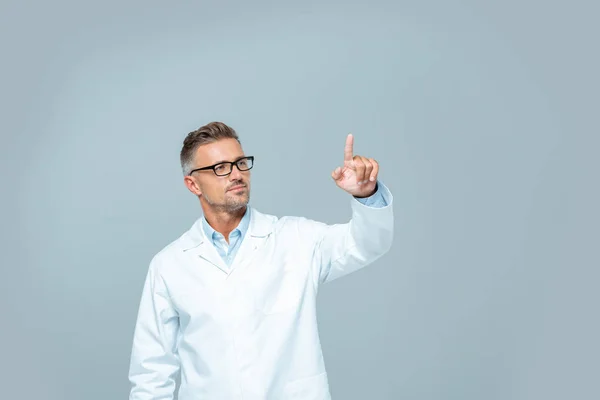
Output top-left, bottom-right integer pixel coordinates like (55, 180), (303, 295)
(215, 164), (226, 172)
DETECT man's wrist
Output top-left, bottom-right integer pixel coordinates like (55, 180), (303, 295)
(353, 182), (378, 199)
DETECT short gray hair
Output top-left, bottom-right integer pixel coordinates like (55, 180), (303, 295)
(180, 121), (240, 176)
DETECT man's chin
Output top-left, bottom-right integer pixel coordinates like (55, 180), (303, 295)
(227, 191), (249, 200)
(225, 197), (249, 211)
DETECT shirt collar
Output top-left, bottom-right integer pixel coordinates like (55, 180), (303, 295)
(201, 207), (251, 241)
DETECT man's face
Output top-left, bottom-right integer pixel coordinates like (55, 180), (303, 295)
(186, 138), (251, 212)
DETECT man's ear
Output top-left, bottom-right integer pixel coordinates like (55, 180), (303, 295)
(184, 176), (202, 196)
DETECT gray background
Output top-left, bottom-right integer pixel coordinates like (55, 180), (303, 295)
(1, 0), (598, 399)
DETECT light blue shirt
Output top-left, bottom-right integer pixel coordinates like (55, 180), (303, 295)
(201, 205), (251, 268)
(202, 181), (389, 267)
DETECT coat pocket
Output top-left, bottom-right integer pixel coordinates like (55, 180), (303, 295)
(255, 267), (306, 315)
(283, 371), (330, 399)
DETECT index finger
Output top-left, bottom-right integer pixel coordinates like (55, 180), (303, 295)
(344, 133), (354, 162)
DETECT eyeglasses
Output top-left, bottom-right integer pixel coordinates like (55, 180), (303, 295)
(188, 156), (254, 177)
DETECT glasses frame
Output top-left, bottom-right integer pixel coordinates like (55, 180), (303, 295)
(188, 156), (254, 177)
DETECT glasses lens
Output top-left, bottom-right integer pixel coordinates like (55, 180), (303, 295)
(214, 163), (231, 176)
(211, 157), (253, 176)
(237, 157), (253, 171)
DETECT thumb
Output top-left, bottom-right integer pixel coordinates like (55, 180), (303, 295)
(331, 166), (343, 181)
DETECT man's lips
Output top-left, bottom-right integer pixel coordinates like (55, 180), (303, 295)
(227, 185), (246, 192)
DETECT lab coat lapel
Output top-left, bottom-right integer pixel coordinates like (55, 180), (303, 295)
(227, 208), (274, 277)
(196, 241), (229, 274)
(181, 218), (229, 275)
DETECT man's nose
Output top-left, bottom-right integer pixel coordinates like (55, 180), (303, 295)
(229, 165), (243, 180)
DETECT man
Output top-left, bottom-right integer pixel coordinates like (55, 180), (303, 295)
(128, 121), (394, 399)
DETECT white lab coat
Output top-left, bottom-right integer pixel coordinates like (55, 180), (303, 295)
(128, 183), (394, 399)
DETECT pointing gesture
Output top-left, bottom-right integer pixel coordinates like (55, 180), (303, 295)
(331, 133), (379, 198)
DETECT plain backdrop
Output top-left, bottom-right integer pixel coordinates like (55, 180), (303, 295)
(1, 1), (598, 399)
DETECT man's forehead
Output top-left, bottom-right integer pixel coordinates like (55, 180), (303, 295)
(195, 139), (244, 163)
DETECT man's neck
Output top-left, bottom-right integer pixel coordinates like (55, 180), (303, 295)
(203, 206), (247, 242)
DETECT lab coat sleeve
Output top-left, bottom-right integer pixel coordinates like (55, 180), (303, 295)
(354, 182), (388, 207)
(311, 181), (394, 285)
(128, 260), (180, 400)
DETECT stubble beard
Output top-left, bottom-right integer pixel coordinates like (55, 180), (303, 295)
(204, 188), (250, 214)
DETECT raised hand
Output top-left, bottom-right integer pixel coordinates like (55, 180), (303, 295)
(331, 133), (379, 198)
